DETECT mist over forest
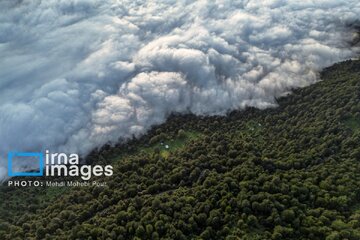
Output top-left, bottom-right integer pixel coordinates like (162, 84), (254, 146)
(0, 1), (359, 179)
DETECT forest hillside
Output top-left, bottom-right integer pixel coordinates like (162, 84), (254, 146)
(1, 60), (360, 240)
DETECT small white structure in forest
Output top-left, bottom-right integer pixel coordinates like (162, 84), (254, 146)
(165, 145), (169, 149)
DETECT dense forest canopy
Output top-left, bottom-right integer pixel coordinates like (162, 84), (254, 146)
(0, 59), (360, 239)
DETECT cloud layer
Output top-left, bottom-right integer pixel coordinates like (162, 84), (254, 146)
(0, 0), (359, 180)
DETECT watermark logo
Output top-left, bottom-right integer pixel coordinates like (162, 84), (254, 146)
(7, 150), (113, 181)
(8, 152), (44, 177)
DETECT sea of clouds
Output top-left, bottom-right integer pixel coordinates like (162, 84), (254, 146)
(0, 0), (359, 180)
